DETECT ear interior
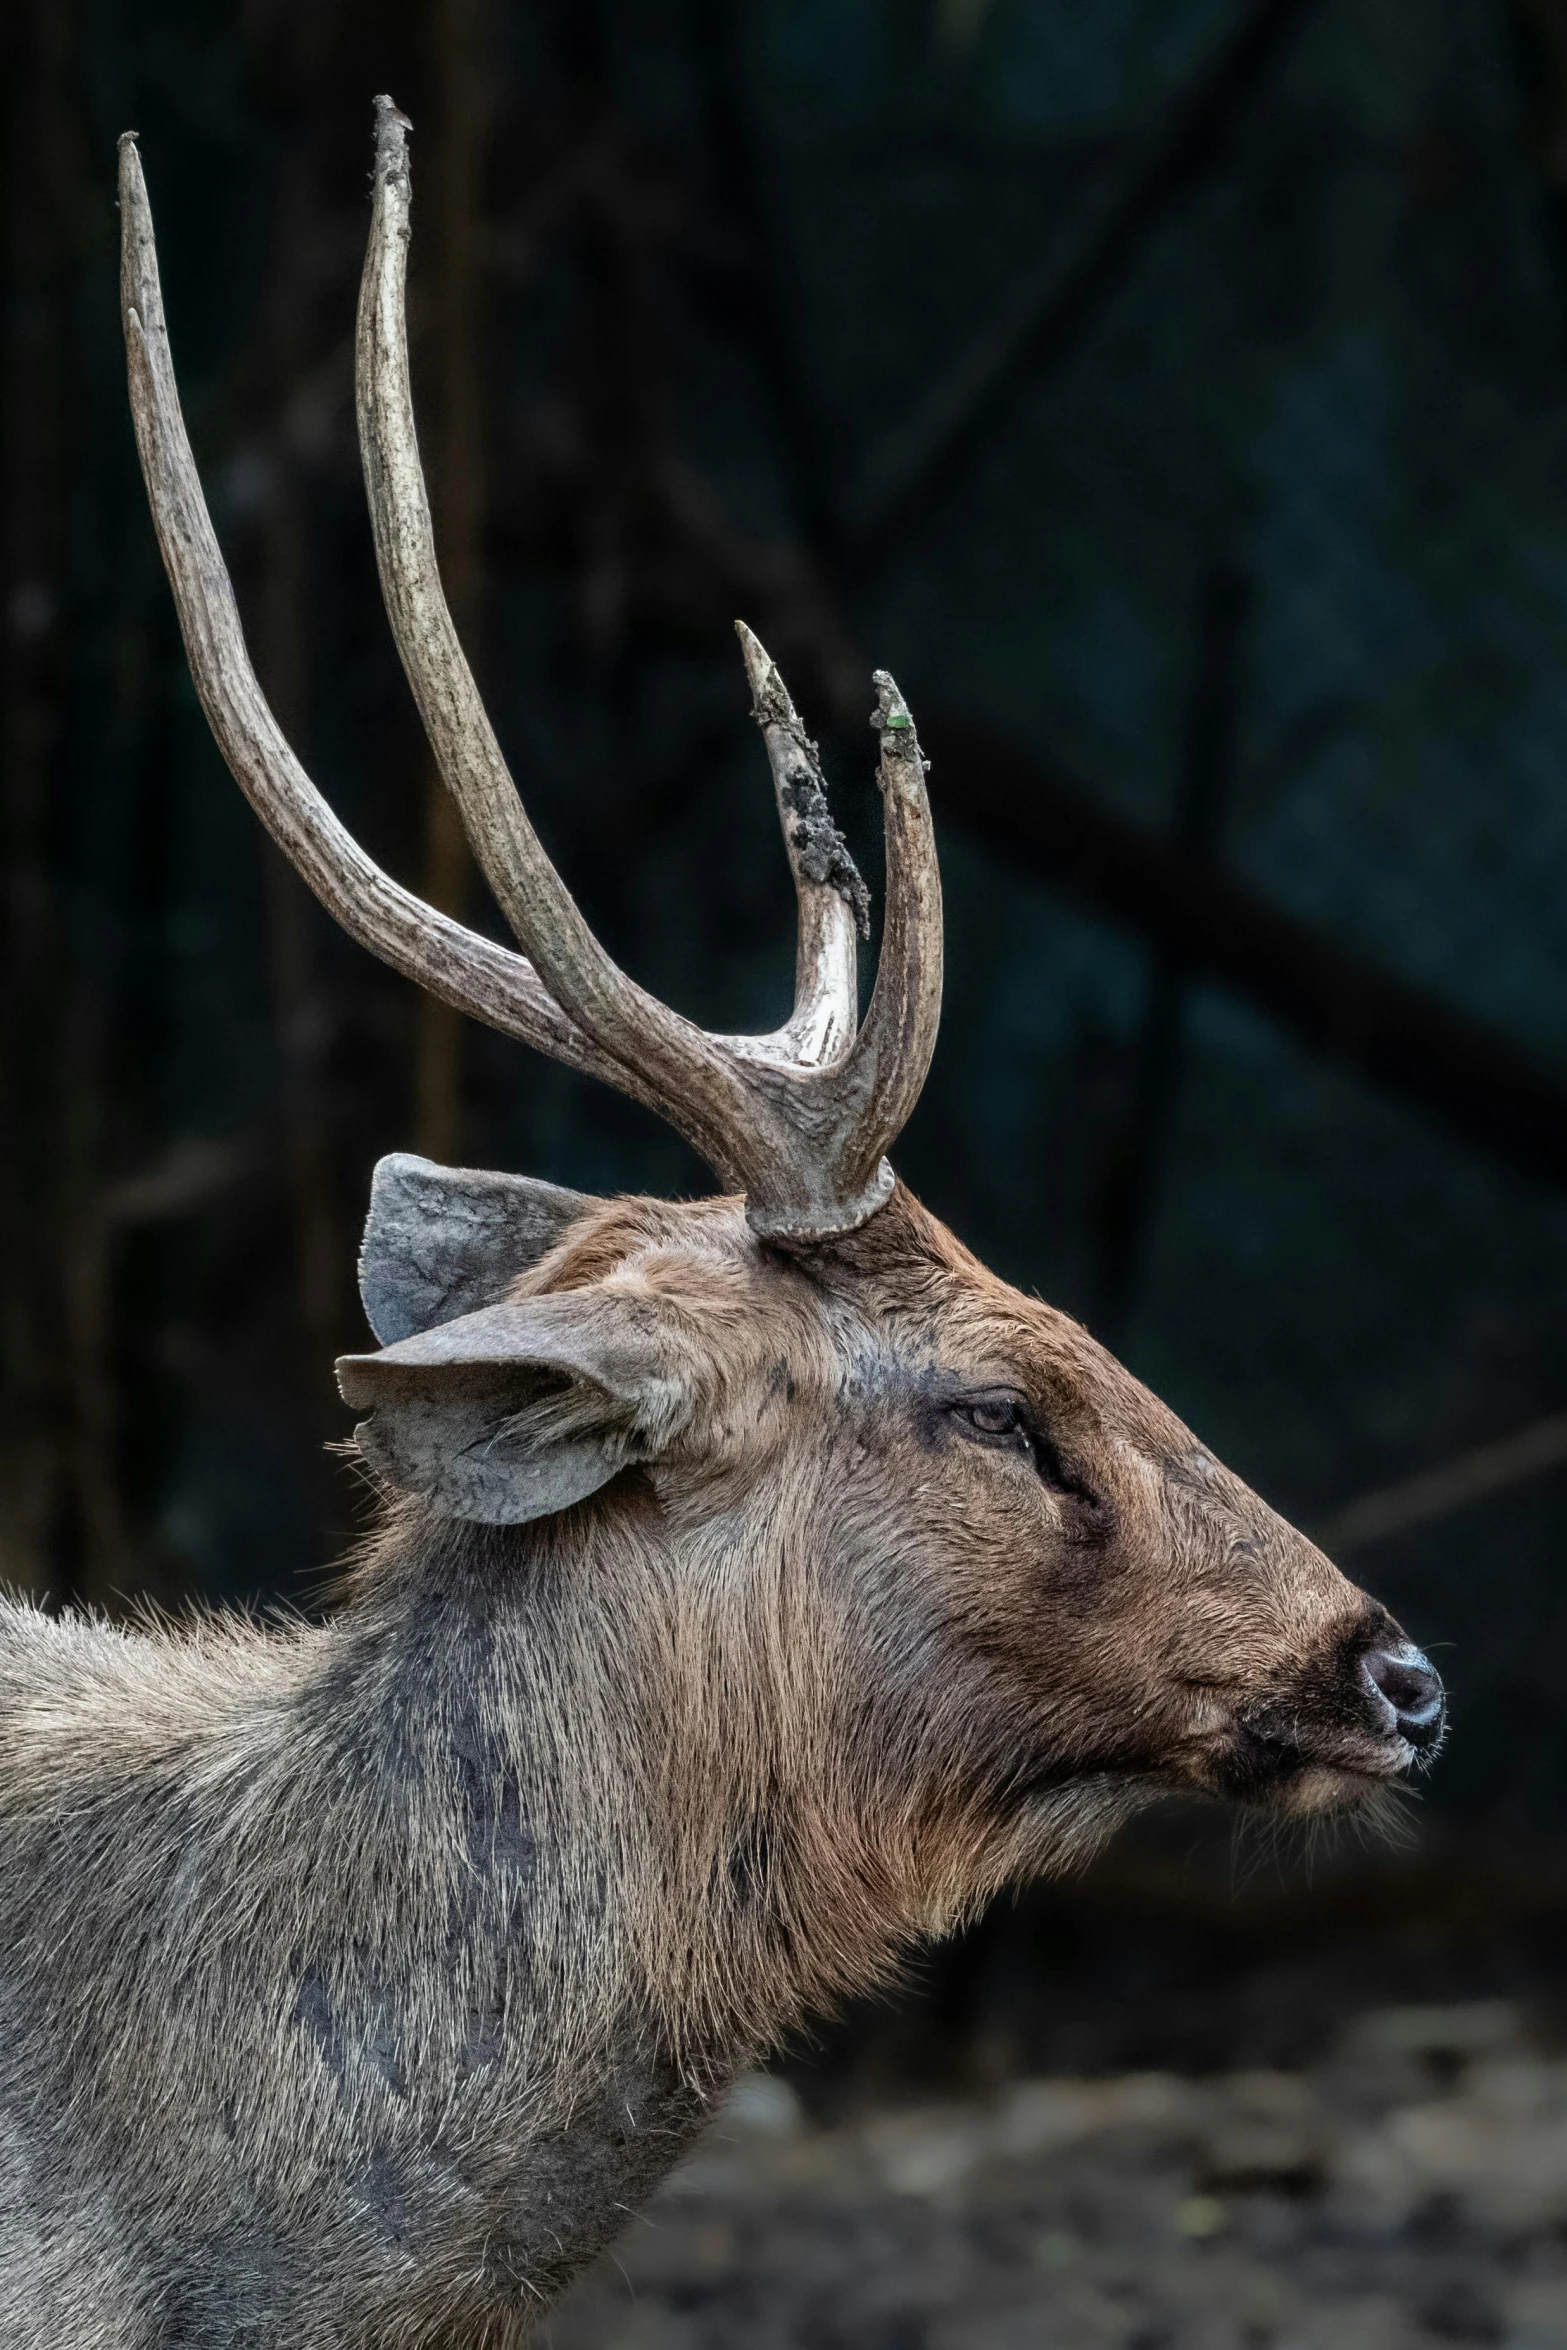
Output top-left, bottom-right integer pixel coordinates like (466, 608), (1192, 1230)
(350, 1361), (639, 1527)
(337, 1295), (689, 1526)
(359, 1153), (598, 1343)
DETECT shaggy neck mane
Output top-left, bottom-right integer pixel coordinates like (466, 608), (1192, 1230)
(325, 1479), (1032, 2089)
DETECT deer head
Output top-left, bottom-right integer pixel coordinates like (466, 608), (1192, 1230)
(117, 102), (1444, 1990)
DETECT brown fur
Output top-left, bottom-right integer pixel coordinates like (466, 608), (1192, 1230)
(0, 1184), (1434, 2347)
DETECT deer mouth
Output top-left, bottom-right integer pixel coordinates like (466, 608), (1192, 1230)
(1211, 1719), (1416, 1811)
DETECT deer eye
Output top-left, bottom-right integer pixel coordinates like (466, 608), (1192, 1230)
(949, 1392), (1035, 1454)
(948, 1391), (1103, 1513)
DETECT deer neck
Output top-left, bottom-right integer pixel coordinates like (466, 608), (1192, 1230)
(334, 1492), (968, 2088)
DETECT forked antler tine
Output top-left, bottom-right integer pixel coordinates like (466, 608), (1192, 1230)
(716, 670), (942, 1241)
(734, 622), (865, 1069)
(114, 132), (654, 1106)
(357, 98), (744, 1135)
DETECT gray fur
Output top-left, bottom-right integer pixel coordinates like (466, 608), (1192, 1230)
(359, 1154), (596, 1344)
(0, 1526), (719, 2349)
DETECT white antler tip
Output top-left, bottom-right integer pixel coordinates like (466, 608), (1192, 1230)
(734, 619), (776, 708)
(372, 95), (414, 191)
(117, 132), (147, 206)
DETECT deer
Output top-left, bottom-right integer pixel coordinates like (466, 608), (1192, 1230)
(0, 98), (1444, 2350)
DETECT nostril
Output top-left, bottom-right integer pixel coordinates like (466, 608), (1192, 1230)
(1363, 1644), (1445, 1745)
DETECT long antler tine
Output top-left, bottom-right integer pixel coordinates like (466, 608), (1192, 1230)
(115, 131), (643, 1095)
(734, 622), (864, 1069)
(357, 98), (719, 1114)
(123, 109), (944, 1241)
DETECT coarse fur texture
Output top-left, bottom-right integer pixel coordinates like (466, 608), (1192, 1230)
(0, 1184), (1441, 2347)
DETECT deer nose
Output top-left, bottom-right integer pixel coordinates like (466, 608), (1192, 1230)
(1362, 1642), (1445, 1749)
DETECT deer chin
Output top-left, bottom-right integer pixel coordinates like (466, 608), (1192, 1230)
(1258, 1750), (1420, 1820)
(1205, 1714), (1428, 1816)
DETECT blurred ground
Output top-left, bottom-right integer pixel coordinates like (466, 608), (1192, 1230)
(545, 2001), (1567, 2350)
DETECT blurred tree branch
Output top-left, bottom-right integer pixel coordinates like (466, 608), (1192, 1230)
(840, 0), (1322, 573)
(251, 43), (351, 1408)
(672, 0), (1567, 1213)
(1088, 559), (1251, 1340)
(1314, 1408), (1567, 1554)
(916, 706), (1567, 1197)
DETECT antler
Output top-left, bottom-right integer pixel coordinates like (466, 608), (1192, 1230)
(118, 103), (942, 1242)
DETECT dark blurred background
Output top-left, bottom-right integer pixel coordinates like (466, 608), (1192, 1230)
(8, 0), (1567, 2088)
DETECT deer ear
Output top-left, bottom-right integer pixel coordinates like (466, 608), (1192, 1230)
(335, 1292), (690, 1525)
(358, 1153), (599, 1344)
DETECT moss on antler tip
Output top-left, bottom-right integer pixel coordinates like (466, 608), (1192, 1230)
(871, 670), (915, 736)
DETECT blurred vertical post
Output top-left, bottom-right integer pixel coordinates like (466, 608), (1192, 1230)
(3, 0), (129, 1605)
(259, 123), (345, 1395)
(0, 0), (61, 1596)
(1511, 3), (1567, 337)
(414, 0), (492, 1163)
(1091, 560), (1250, 1347)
